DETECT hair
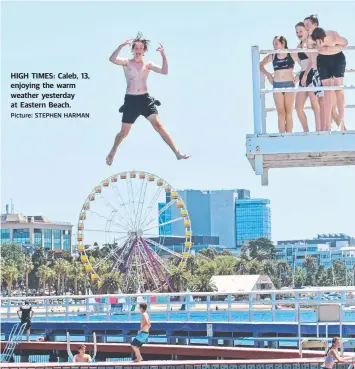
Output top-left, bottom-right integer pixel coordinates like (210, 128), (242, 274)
(24, 300), (29, 305)
(331, 337), (340, 346)
(273, 36), (288, 49)
(139, 302), (148, 312)
(132, 32), (150, 52)
(77, 344), (86, 351)
(304, 14), (319, 26)
(295, 22), (305, 28)
(311, 27), (326, 42)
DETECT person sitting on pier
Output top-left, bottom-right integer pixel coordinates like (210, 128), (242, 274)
(322, 337), (350, 368)
(260, 36), (300, 133)
(131, 302), (151, 362)
(73, 344), (92, 363)
(311, 27), (348, 131)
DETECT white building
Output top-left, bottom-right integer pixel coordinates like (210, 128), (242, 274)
(1, 213), (73, 253)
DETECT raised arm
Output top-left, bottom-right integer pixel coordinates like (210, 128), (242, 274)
(149, 44), (168, 75)
(260, 55), (273, 84)
(109, 40), (131, 66)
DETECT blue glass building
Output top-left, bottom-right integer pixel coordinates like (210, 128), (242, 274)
(235, 199), (271, 251)
(159, 189), (271, 253)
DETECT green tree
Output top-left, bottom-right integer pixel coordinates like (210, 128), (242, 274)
(168, 267), (189, 292)
(22, 257), (34, 296)
(38, 265), (56, 291)
(2, 263), (19, 296)
(302, 255), (317, 275)
(234, 258), (248, 275)
(195, 259), (217, 277)
(190, 275), (217, 293)
(69, 261), (86, 295)
(0, 243), (24, 269)
(215, 256), (236, 275)
(185, 255), (197, 274)
(332, 260), (347, 286)
(294, 268), (306, 288)
(99, 274), (122, 294)
(29, 246), (46, 289)
(260, 260), (276, 277)
(246, 260), (260, 274)
(220, 249), (233, 256)
(54, 259), (71, 294)
(241, 238), (276, 261)
(198, 248), (217, 260)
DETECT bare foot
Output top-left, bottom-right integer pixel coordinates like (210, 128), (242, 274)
(176, 152), (190, 160)
(106, 154), (114, 166)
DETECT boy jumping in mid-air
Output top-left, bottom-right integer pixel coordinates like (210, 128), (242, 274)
(131, 302), (151, 362)
(106, 32), (190, 165)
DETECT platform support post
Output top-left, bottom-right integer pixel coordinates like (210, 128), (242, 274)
(251, 46), (262, 135)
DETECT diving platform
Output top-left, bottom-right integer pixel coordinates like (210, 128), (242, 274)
(247, 46), (355, 185)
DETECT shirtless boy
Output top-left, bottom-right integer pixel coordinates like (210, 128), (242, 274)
(73, 345), (92, 363)
(311, 27), (348, 131)
(131, 302), (151, 362)
(106, 33), (190, 165)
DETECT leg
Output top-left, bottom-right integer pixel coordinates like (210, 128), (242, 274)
(273, 93), (286, 133)
(131, 345), (142, 361)
(331, 91), (340, 125)
(147, 114), (190, 159)
(106, 123), (132, 165)
(333, 78), (345, 130)
(26, 328), (30, 342)
(308, 92), (321, 132)
(284, 92), (296, 133)
(295, 91), (309, 132)
(320, 79), (333, 131)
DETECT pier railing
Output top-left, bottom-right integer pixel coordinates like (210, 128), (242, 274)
(1, 286), (355, 324)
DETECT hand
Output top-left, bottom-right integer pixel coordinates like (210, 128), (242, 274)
(156, 43), (165, 56)
(267, 74), (274, 85)
(293, 74), (300, 84)
(301, 74), (307, 87)
(120, 39), (132, 47)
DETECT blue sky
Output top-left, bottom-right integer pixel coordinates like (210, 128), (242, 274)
(1, 1), (354, 242)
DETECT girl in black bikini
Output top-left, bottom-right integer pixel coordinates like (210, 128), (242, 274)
(260, 36), (299, 133)
(294, 22), (321, 132)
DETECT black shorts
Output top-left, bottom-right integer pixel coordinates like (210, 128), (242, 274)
(21, 319), (31, 330)
(120, 93), (159, 124)
(317, 52), (346, 80)
(299, 70), (315, 87)
(131, 332), (149, 347)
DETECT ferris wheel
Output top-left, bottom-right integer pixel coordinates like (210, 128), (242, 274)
(76, 171), (192, 293)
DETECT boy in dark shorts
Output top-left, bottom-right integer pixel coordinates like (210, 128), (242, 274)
(311, 27), (348, 131)
(106, 33), (190, 165)
(17, 301), (34, 341)
(131, 302), (151, 362)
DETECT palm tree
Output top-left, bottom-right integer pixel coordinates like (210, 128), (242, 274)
(22, 257), (34, 296)
(242, 238), (276, 261)
(69, 261), (86, 295)
(2, 263), (19, 296)
(168, 267), (188, 292)
(191, 275), (217, 293)
(185, 255), (197, 274)
(99, 274), (122, 294)
(302, 255), (317, 275)
(38, 265), (51, 290)
(276, 260), (290, 279)
(54, 259), (71, 294)
(247, 260), (260, 274)
(215, 256), (236, 275)
(198, 248), (217, 260)
(234, 258), (248, 275)
(260, 260), (276, 277)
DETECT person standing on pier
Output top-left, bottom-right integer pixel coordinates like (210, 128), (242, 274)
(131, 302), (151, 362)
(17, 301), (34, 342)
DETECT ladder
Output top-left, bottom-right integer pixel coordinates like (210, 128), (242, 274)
(0, 323), (27, 363)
